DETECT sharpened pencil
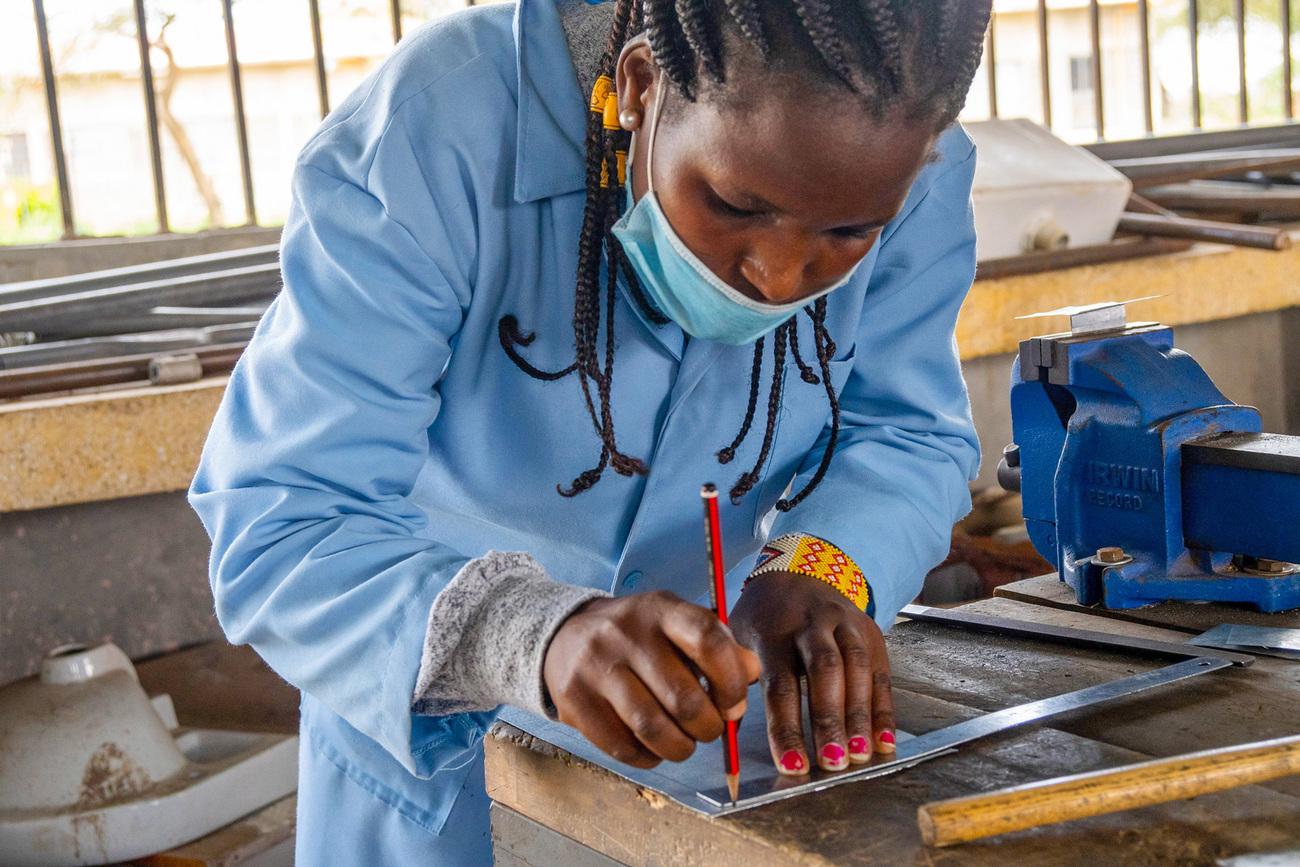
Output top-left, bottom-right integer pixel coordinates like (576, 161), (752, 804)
(701, 483), (741, 804)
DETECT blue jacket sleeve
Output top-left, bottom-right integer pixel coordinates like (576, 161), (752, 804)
(189, 163), (474, 776)
(768, 137), (982, 629)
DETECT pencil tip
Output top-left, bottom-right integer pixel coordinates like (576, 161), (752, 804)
(727, 774), (739, 804)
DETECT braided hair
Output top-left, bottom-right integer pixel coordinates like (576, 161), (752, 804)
(500, 0), (991, 508)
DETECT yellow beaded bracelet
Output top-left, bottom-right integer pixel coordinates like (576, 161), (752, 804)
(748, 534), (872, 614)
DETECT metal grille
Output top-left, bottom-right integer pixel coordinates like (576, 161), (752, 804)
(979, 0), (1297, 141)
(16, 0), (1300, 242)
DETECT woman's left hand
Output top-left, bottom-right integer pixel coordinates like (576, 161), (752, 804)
(729, 571), (895, 775)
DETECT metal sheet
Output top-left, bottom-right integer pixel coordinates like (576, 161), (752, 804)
(898, 603), (1255, 666)
(1189, 624), (1300, 660)
(499, 657), (1230, 818)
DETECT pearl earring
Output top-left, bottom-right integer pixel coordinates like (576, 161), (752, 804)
(619, 109), (641, 131)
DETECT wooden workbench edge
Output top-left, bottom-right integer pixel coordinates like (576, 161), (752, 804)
(0, 377), (228, 513)
(958, 240), (1300, 359)
(484, 722), (831, 867)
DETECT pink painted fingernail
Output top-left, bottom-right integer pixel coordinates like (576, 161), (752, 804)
(848, 736), (871, 760)
(779, 750), (807, 775)
(820, 743), (848, 771)
(877, 731), (896, 753)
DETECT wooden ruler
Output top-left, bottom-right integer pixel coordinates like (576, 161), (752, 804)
(918, 734), (1300, 847)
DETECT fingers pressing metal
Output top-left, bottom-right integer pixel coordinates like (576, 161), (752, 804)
(762, 656), (809, 776)
(796, 629), (848, 772)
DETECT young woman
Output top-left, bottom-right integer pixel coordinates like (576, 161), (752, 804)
(190, 0), (991, 862)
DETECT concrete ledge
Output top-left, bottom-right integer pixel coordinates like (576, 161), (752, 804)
(0, 378), (226, 512)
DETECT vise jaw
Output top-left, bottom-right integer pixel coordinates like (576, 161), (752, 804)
(1001, 305), (1300, 612)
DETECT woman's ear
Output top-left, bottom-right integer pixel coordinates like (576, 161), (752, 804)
(615, 35), (657, 131)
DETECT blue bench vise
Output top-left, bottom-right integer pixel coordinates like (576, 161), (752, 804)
(999, 300), (1300, 612)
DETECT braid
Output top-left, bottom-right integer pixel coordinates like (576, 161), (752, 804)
(717, 336), (765, 465)
(792, 0), (853, 86)
(728, 320), (789, 505)
(778, 298), (840, 510)
(861, 0), (903, 94)
(723, 0), (769, 56)
(787, 316), (820, 385)
(500, 0), (990, 506)
(645, 0), (700, 99)
(676, 0), (725, 84)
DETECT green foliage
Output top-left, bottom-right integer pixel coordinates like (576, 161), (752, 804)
(0, 182), (62, 245)
(16, 184), (59, 226)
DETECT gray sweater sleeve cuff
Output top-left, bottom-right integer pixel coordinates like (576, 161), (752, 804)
(412, 551), (608, 719)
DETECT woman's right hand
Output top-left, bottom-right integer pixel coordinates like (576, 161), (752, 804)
(543, 591), (762, 768)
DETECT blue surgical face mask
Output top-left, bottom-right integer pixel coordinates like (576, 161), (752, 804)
(611, 72), (861, 346)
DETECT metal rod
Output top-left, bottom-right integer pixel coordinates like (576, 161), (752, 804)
(1090, 0), (1104, 139)
(1116, 212), (1292, 251)
(1285, 0), (1294, 120)
(0, 264), (281, 334)
(1038, 0), (1052, 128)
(0, 343), (246, 401)
(1138, 0), (1154, 134)
(1236, 0), (1249, 123)
(0, 245), (280, 305)
(1190, 0), (1202, 127)
(974, 237), (1192, 281)
(390, 0), (402, 43)
(31, 0), (74, 238)
(985, 17), (998, 119)
(132, 0), (168, 234)
(221, 0), (257, 226)
(308, 0), (329, 119)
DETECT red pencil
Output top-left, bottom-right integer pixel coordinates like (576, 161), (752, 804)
(701, 483), (741, 804)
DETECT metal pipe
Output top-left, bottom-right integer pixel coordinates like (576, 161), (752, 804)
(222, 0), (257, 226)
(1090, 0), (1104, 139)
(1116, 212), (1292, 250)
(1236, 0), (1249, 123)
(0, 324), (257, 370)
(31, 0), (74, 238)
(974, 237), (1191, 281)
(1037, 0), (1052, 128)
(1138, 0), (1154, 134)
(985, 18), (998, 119)
(1190, 0), (1202, 128)
(38, 300), (274, 340)
(132, 0), (168, 234)
(390, 0), (402, 43)
(0, 343), (246, 401)
(0, 245), (280, 305)
(308, 0), (329, 119)
(0, 264), (280, 334)
(1110, 150), (1300, 188)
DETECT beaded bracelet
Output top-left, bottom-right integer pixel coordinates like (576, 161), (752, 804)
(748, 534), (872, 614)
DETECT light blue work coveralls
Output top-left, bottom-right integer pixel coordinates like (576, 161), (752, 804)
(188, 0), (982, 862)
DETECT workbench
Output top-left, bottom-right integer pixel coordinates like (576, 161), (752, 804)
(486, 581), (1300, 866)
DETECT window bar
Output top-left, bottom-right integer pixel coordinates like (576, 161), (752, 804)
(1038, 0), (1052, 128)
(390, 0), (402, 44)
(221, 0), (257, 225)
(1285, 0), (1294, 119)
(986, 17), (998, 119)
(1235, 0), (1248, 122)
(31, 0), (75, 238)
(132, 0), (168, 234)
(308, 0), (330, 119)
(1190, 0), (1202, 127)
(1138, 0), (1153, 133)
(1090, 0), (1104, 138)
